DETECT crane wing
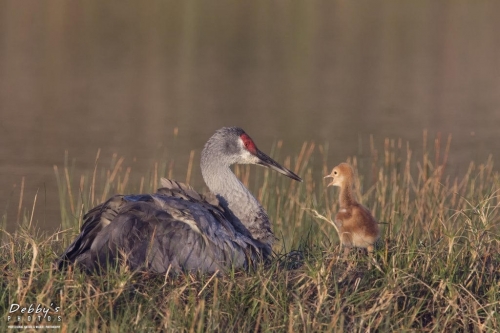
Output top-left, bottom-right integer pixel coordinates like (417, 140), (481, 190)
(57, 179), (265, 274)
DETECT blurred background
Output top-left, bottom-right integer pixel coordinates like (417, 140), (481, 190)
(1, 0), (500, 231)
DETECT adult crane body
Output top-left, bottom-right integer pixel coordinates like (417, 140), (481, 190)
(57, 127), (302, 274)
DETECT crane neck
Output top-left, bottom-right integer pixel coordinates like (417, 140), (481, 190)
(339, 180), (356, 208)
(201, 161), (274, 251)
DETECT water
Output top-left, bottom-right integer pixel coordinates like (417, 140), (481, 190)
(1, 0), (500, 232)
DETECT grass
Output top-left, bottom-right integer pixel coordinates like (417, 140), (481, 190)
(1, 133), (499, 332)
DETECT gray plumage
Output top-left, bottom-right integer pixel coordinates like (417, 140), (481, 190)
(57, 127), (302, 274)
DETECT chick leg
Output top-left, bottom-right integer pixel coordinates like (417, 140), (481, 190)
(367, 245), (382, 271)
(342, 246), (351, 261)
(338, 246), (352, 282)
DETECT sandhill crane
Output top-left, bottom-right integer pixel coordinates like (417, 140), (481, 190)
(325, 163), (380, 268)
(57, 127), (302, 274)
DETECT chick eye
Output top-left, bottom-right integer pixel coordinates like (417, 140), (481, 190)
(334, 171), (337, 175)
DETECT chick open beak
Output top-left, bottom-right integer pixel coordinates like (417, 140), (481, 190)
(324, 174), (335, 187)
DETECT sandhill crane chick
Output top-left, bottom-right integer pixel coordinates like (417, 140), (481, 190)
(325, 163), (380, 267)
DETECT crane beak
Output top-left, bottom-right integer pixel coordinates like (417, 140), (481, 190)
(324, 174), (335, 187)
(255, 150), (302, 182)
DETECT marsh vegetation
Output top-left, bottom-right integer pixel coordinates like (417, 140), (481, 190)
(1, 135), (499, 332)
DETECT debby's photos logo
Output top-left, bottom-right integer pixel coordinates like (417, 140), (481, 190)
(6, 303), (62, 330)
